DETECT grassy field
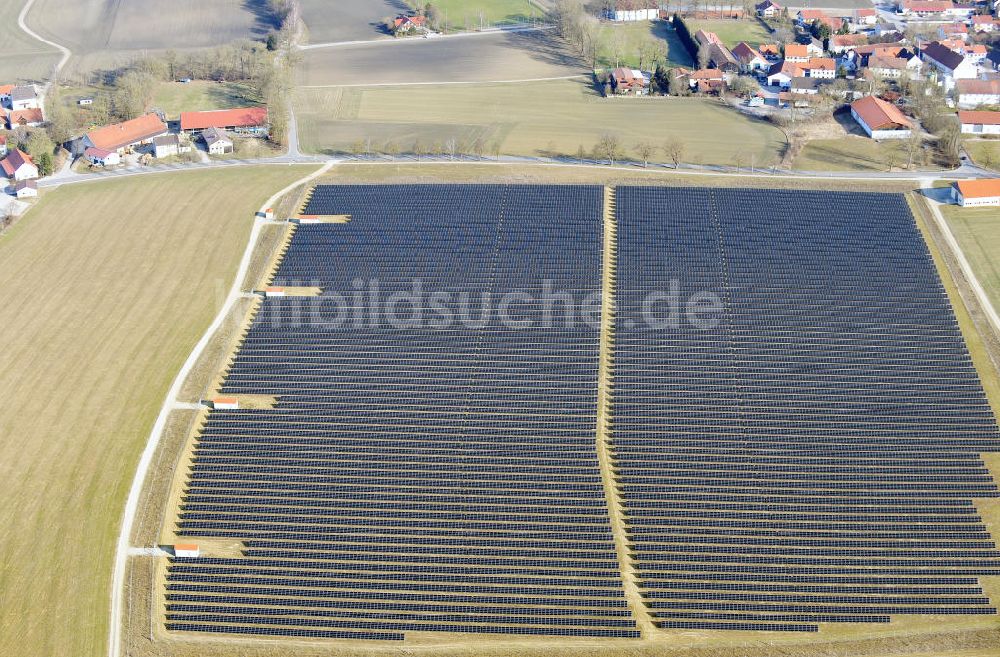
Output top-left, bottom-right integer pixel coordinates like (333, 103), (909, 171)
(152, 81), (260, 119)
(941, 203), (1000, 314)
(300, 30), (582, 87)
(687, 18), (774, 47)
(595, 20), (694, 69)
(416, 0), (542, 29)
(295, 79), (786, 166)
(965, 139), (1000, 171)
(793, 136), (938, 172)
(0, 0), (61, 82)
(0, 165), (316, 657)
(24, 0), (273, 76)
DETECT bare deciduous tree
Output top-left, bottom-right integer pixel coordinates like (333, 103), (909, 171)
(663, 136), (685, 169)
(635, 142), (655, 167)
(597, 133), (623, 165)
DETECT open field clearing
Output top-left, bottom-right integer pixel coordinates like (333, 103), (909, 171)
(0, 0), (61, 81)
(295, 79), (786, 165)
(596, 20), (694, 69)
(299, 31), (583, 86)
(687, 18), (773, 46)
(24, 0), (274, 76)
(0, 165), (316, 657)
(300, 0), (405, 43)
(152, 81), (260, 119)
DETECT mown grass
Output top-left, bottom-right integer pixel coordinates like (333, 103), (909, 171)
(295, 79), (786, 167)
(964, 139), (1000, 171)
(940, 203), (1000, 314)
(152, 81), (260, 120)
(686, 18), (773, 47)
(0, 165), (316, 657)
(793, 136), (940, 172)
(595, 21), (695, 69)
(418, 0), (542, 29)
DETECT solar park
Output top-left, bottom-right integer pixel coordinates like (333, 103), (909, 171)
(158, 184), (1000, 646)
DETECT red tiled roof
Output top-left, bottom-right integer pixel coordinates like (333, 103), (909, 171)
(957, 79), (1000, 95)
(689, 68), (724, 80)
(84, 147), (114, 159)
(957, 111), (1000, 125)
(801, 57), (836, 71)
(784, 44), (808, 58)
(1, 149), (35, 177)
(852, 95), (911, 131)
(179, 107), (267, 131)
(902, 0), (951, 11)
(8, 107), (43, 126)
(393, 15), (426, 28)
(955, 179), (1000, 199)
(798, 9), (827, 19)
(0, 84), (14, 96)
(732, 42), (764, 62)
(831, 34), (867, 46)
(86, 113), (167, 151)
(855, 8), (876, 16)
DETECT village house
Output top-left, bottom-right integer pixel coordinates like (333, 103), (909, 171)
(14, 179), (37, 199)
(935, 39), (990, 65)
(687, 69), (727, 93)
(0, 148), (38, 180)
(790, 77), (827, 94)
(391, 15), (427, 35)
(202, 127), (234, 155)
(152, 134), (180, 158)
(78, 113), (168, 156)
(83, 147), (120, 167)
(958, 110), (1000, 135)
(784, 44), (809, 63)
(606, 0), (659, 21)
(800, 57), (837, 79)
(756, 0), (783, 17)
(897, 0), (951, 18)
(766, 60), (801, 88)
(8, 108), (43, 129)
(852, 8), (877, 26)
(0, 135), (7, 158)
(179, 107), (268, 135)
(971, 15), (999, 33)
(0, 84), (13, 105)
(757, 43), (781, 61)
(851, 95), (912, 138)
(796, 8), (827, 24)
(9, 85), (39, 111)
(952, 179), (1000, 206)
(829, 34), (868, 55)
(732, 42), (770, 73)
(921, 41), (978, 89)
(956, 78), (1000, 108)
(610, 67), (650, 95)
(868, 55), (918, 79)
(937, 22), (968, 41)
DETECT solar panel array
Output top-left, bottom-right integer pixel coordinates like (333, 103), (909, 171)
(170, 185), (640, 641)
(612, 186), (1000, 633)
